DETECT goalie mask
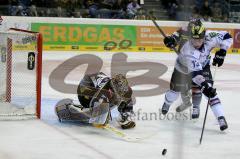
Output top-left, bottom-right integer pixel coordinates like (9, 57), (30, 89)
(111, 74), (129, 97)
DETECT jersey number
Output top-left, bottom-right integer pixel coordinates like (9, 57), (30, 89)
(192, 60), (200, 68)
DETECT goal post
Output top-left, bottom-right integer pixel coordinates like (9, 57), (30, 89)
(0, 28), (42, 120)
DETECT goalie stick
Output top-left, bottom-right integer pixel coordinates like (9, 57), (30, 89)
(67, 103), (142, 142)
(94, 124), (159, 142)
(93, 123), (141, 142)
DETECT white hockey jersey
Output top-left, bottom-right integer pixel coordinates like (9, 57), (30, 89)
(175, 30), (233, 74)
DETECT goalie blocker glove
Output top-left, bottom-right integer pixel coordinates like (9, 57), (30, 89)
(212, 49), (226, 67)
(201, 81), (217, 98)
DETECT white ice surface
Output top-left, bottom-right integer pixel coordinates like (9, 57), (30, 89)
(1, 51), (240, 159)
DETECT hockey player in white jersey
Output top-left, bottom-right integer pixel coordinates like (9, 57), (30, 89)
(163, 19), (232, 115)
(161, 21), (233, 131)
(55, 72), (136, 129)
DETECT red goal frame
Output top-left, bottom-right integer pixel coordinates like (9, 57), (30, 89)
(5, 28), (42, 118)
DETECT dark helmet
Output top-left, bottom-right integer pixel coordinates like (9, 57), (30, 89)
(111, 74), (129, 97)
(188, 18), (206, 39)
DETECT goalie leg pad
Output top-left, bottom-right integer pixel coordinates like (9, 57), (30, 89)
(55, 98), (73, 122)
(55, 98), (91, 123)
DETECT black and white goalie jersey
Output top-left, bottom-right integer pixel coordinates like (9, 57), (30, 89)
(80, 72), (111, 89)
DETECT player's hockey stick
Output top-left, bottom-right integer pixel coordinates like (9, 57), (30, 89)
(199, 66), (217, 144)
(146, 11), (179, 54)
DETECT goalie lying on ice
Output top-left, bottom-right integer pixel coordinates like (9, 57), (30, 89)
(55, 72), (136, 129)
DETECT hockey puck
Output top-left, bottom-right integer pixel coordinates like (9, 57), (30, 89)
(162, 149), (167, 156)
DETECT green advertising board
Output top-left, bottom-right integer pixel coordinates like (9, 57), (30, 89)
(31, 23), (137, 46)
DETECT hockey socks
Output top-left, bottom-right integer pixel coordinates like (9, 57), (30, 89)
(210, 96), (228, 131)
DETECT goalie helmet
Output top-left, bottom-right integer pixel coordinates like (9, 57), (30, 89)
(111, 74), (129, 97)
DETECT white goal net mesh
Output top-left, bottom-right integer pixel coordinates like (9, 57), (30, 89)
(0, 28), (42, 120)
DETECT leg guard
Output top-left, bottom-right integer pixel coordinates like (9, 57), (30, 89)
(192, 87), (202, 108)
(55, 98), (91, 123)
(209, 96), (228, 131)
(209, 96), (224, 118)
(89, 102), (110, 125)
(55, 98), (73, 122)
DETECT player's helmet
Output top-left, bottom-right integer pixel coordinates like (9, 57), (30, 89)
(111, 74), (129, 97)
(188, 19), (206, 39)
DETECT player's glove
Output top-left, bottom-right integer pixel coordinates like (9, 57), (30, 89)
(201, 81), (217, 98)
(212, 49), (226, 67)
(163, 36), (177, 48)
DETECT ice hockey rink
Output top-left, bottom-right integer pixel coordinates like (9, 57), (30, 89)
(0, 51), (240, 159)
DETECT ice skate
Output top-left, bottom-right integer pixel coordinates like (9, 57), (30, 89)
(192, 107), (200, 119)
(161, 103), (170, 115)
(218, 116), (228, 131)
(176, 101), (192, 112)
